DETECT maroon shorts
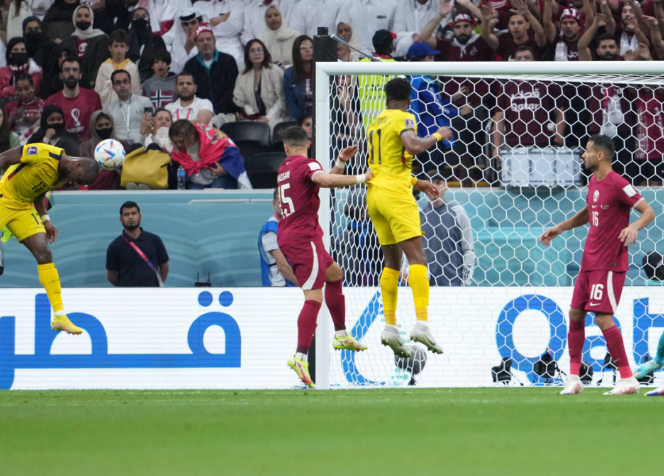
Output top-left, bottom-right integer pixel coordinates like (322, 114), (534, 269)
(570, 269), (626, 315)
(280, 238), (334, 290)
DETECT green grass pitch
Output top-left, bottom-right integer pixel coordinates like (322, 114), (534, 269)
(0, 387), (660, 475)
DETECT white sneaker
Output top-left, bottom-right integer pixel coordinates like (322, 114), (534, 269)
(381, 327), (411, 358)
(410, 322), (444, 354)
(646, 384), (664, 397)
(560, 375), (583, 395)
(604, 376), (640, 395)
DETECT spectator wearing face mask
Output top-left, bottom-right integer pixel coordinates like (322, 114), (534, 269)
(27, 104), (80, 156)
(80, 111), (128, 189)
(5, 73), (44, 138)
(23, 16), (57, 78)
(59, 5), (109, 88)
(127, 8), (166, 83)
(0, 38), (43, 100)
(44, 0), (81, 42)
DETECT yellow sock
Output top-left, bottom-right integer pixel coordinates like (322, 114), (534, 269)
(409, 264), (429, 321)
(380, 267), (399, 326)
(37, 263), (64, 314)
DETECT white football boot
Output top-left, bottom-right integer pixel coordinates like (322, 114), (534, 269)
(604, 376), (640, 395)
(410, 322), (444, 354)
(560, 375), (583, 395)
(381, 326), (411, 358)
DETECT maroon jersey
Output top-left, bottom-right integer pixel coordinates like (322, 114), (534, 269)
(45, 88), (102, 141)
(436, 36), (494, 62)
(276, 155), (324, 246)
(497, 31), (543, 61)
(496, 80), (564, 147)
(582, 171), (643, 271)
(634, 89), (664, 160)
(552, 37), (579, 61)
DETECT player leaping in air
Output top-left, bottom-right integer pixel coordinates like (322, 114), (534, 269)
(277, 126), (369, 388)
(366, 77), (452, 358)
(0, 144), (100, 335)
(541, 134), (655, 396)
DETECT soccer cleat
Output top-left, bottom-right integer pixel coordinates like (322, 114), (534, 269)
(646, 385), (664, 397)
(381, 326), (411, 358)
(51, 315), (83, 335)
(560, 375), (583, 395)
(333, 334), (367, 352)
(603, 377), (640, 395)
(634, 360), (664, 379)
(410, 322), (444, 354)
(287, 355), (313, 388)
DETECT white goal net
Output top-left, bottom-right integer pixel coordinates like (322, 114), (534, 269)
(314, 61), (664, 389)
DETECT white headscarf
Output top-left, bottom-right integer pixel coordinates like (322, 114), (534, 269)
(71, 5), (105, 40)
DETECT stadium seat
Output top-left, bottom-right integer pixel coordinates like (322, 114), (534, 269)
(220, 122), (271, 148)
(270, 121), (299, 152)
(246, 152), (287, 189)
(233, 140), (267, 163)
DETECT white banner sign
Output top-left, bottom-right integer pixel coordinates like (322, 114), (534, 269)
(1, 287), (663, 389)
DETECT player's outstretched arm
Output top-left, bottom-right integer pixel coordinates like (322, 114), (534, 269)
(330, 145), (359, 175)
(312, 168), (371, 188)
(0, 146), (22, 172)
(619, 199), (656, 246)
(540, 205), (589, 245)
(401, 128), (452, 156)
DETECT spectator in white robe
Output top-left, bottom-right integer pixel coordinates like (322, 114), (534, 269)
(243, 0), (298, 42)
(290, 0), (342, 39)
(335, 0), (398, 54)
(261, 5), (300, 69)
(194, 0), (247, 71)
(162, 10), (201, 74)
(147, 0), (190, 36)
(394, 0), (445, 57)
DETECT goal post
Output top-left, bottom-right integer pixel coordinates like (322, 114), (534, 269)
(314, 60), (664, 390)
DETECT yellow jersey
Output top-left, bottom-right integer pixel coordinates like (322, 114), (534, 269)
(0, 144), (64, 208)
(366, 108), (417, 195)
(358, 57), (396, 132)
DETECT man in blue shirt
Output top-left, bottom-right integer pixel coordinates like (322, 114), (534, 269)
(407, 42), (461, 172)
(258, 190), (297, 287)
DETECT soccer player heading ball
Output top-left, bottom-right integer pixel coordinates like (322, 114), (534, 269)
(366, 77), (452, 358)
(0, 144), (100, 334)
(540, 135), (655, 396)
(277, 126), (369, 388)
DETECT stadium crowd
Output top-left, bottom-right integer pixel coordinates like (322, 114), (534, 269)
(0, 0), (660, 191)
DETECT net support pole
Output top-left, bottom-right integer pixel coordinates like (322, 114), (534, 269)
(313, 27), (336, 390)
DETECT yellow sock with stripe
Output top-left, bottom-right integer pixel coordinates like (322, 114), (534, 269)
(380, 267), (400, 326)
(408, 264), (429, 322)
(37, 263), (65, 315)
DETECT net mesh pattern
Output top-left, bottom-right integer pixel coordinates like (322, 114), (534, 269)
(322, 71), (664, 388)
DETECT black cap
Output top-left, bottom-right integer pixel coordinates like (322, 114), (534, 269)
(372, 29), (395, 51)
(643, 252), (664, 280)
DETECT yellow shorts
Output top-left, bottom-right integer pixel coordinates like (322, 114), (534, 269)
(0, 200), (45, 243)
(367, 186), (422, 246)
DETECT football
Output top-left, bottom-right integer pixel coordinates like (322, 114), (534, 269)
(94, 139), (126, 170)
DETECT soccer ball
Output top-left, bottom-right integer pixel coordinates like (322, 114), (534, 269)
(395, 344), (427, 375)
(94, 139), (126, 170)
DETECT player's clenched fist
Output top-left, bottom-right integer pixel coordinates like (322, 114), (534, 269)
(435, 126), (453, 141)
(539, 225), (562, 246)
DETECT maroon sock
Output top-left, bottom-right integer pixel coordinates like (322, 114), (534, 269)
(568, 320), (585, 376)
(296, 300), (322, 354)
(325, 278), (346, 331)
(602, 325), (633, 378)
